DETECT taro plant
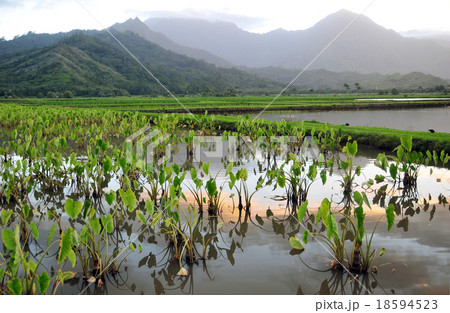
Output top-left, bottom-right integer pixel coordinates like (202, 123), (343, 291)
(186, 166), (206, 213)
(291, 192), (382, 273)
(270, 153), (320, 211)
(0, 213), (76, 295)
(312, 126), (343, 155)
(227, 162), (265, 212)
(375, 136), (448, 191)
(202, 162), (225, 215)
(339, 140), (360, 195)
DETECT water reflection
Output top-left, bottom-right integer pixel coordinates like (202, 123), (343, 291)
(251, 107), (450, 133)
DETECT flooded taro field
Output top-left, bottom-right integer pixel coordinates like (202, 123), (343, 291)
(252, 107), (450, 133)
(0, 106), (449, 295)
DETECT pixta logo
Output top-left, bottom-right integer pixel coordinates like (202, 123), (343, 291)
(125, 126), (321, 169)
(125, 126), (172, 170)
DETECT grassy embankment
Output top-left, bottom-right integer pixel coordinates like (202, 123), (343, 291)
(1, 95), (449, 153)
(1, 94), (449, 113)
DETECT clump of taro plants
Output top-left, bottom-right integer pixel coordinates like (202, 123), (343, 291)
(1, 210), (77, 294)
(186, 166), (206, 213)
(270, 153), (322, 211)
(339, 140), (360, 196)
(227, 162), (266, 212)
(201, 162), (226, 215)
(375, 136), (448, 193)
(67, 191), (140, 286)
(311, 126), (343, 157)
(290, 192), (390, 273)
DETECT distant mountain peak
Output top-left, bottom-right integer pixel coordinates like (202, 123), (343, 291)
(143, 10), (450, 78)
(111, 17), (233, 67)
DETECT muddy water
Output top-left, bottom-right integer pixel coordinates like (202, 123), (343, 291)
(250, 107), (450, 133)
(29, 145), (446, 295)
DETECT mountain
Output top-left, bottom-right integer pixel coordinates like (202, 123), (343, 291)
(401, 30), (450, 49)
(110, 18), (232, 67)
(245, 67), (449, 91)
(0, 30), (98, 54)
(0, 31), (281, 97)
(145, 10), (450, 78)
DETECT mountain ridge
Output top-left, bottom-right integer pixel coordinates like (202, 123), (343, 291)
(110, 18), (233, 68)
(0, 31), (281, 97)
(145, 10), (450, 78)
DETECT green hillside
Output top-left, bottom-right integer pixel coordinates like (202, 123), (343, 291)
(0, 31), (281, 97)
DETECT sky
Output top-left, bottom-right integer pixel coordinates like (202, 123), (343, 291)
(0, 0), (449, 40)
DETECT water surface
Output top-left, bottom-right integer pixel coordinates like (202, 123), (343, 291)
(251, 107), (450, 133)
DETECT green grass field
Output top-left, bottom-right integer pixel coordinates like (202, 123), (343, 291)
(1, 94), (449, 153)
(1, 94), (449, 113)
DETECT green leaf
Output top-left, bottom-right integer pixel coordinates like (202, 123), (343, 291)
(386, 204), (395, 231)
(362, 192), (372, 210)
(202, 162), (210, 176)
(65, 199), (82, 219)
(100, 214), (114, 234)
(389, 163), (398, 180)
(47, 224), (57, 246)
(1, 210), (13, 225)
(2, 228), (16, 251)
(89, 218), (101, 235)
(151, 212), (162, 227)
(129, 242), (136, 251)
(400, 135), (412, 152)
(375, 174), (385, 183)
(67, 249), (77, 268)
(340, 160), (349, 170)
(297, 200), (308, 223)
(397, 145), (404, 161)
(355, 205), (365, 239)
(145, 200), (154, 217)
(82, 200), (91, 219)
(380, 248), (386, 256)
(226, 162), (234, 175)
(23, 204), (30, 218)
(318, 153), (325, 165)
(289, 236), (304, 250)
(103, 156), (112, 173)
(266, 208), (273, 218)
(37, 272), (50, 295)
(119, 189), (137, 212)
(303, 230), (310, 244)
(320, 170), (327, 185)
(190, 168), (197, 180)
(8, 277), (22, 295)
(326, 214), (339, 240)
(30, 222), (39, 240)
(276, 174), (285, 188)
(136, 211), (147, 225)
(346, 141), (358, 157)
(316, 198), (331, 224)
(353, 191), (363, 206)
(105, 190), (116, 206)
(58, 228), (73, 264)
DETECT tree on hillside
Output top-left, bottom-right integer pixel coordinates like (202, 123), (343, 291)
(354, 83), (361, 91)
(343, 83), (350, 90)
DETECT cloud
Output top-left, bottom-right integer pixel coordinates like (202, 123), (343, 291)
(0, 0), (24, 7)
(139, 9), (269, 30)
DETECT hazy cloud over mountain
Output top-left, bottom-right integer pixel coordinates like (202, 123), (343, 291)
(142, 9), (268, 31)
